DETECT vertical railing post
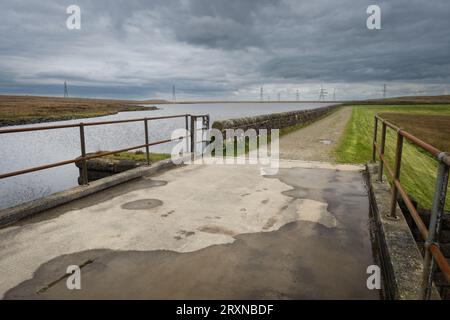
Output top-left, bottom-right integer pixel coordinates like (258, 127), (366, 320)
(185, 115), (189, 155)
(421, 154), (450, 299)
(144, 118), (150, 165)
(388, 131), (403, 219)
(204, 114), (211, 151)
(378, 122), (387, 182)
(190, 116), (196, 161)
(200, 115), (210, 157)
(372, 116), (378, 162)
(79, 123), (88, 185)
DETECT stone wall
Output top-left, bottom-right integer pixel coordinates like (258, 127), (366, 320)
(212, 104), (340, 133)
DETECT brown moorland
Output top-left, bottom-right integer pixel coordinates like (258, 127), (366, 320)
(379, 112), (450, 152)
(355, 95), (450, 105)
(0, 95), (167, 127)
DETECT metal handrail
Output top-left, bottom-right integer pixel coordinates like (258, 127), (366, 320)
(0, 114), (210, 183)
(0, 114), (189, 134)
(372, 114), (450, 299)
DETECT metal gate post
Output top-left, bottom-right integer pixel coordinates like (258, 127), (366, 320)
(185, 115), (189, 155)
(201, 115), (210, 157)
(378, 122), (387, 182)
(372, 116), (378, 162)
(190, 116), (196, 161)
(79, 123), (88, 185)
(388, 131), (403, 219)
(421, 153), (449, 299)
(144, 118), (150, 165)
(205, 114), (211, 153)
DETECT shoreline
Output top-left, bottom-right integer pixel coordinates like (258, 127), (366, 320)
(0, 95), (165, 128)
(0, 106), (159, 128)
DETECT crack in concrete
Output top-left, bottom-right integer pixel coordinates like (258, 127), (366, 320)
(36, 259), (94, 294)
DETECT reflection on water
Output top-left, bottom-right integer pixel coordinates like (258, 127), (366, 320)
(0, 102), (334, 209)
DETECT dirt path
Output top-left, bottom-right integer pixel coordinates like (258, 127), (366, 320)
(279, 107), (352, 162)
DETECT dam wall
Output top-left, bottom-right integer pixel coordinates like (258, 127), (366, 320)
(212, 104), (340, 133)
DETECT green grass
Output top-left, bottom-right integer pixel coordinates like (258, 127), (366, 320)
(105, 151), (171, 163)
(335, 105), (450, 210)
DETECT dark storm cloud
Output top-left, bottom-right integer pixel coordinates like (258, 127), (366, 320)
(257, 0), (450, 83)
(0, 0), (449, 99)
(169, 0), (278, 49)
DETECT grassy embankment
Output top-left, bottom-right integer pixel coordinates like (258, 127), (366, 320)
(0, 95), (165, 126)
(335, 105), (450, 210)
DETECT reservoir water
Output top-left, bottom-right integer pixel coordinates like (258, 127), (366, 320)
(0, 102), (334, 210)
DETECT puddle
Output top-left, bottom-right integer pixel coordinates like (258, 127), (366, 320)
(319, 139), (333, 145)
(121, 199), (163, 210)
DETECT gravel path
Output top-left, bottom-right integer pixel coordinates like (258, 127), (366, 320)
(279, 107), (352, 162)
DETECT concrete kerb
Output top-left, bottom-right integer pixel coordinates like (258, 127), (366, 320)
(366, 162), (440, 300)
(0, 157), (189, 228)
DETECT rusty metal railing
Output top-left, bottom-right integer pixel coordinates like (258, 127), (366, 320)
(372, 114), (450, 299)
(0, 114), (210, 184)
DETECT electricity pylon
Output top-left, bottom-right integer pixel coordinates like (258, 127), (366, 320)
(64, 81), (69, 98)
(319, 84), (328, 101)
(383, 84), (387, 99)
(172, 85), (176, 102)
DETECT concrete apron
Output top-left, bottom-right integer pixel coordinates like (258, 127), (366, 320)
(0, 160), (378, 299)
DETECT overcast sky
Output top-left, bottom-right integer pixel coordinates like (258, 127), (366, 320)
(1, 0), (449, 100)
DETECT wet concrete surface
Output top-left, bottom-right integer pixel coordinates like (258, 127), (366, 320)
(6, 220), (375, 299)
(0, 161), (378, 299)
